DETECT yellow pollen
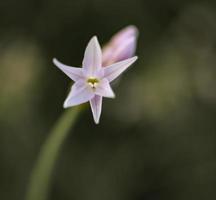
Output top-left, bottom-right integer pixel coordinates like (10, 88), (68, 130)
(87, 77), (99, 88)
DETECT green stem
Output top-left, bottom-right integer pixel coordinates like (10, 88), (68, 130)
(26, 105), (83, 200)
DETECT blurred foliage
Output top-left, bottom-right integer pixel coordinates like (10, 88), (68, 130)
(0, 0), (216, 200)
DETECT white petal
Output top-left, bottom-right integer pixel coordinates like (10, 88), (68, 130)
(103, 56), (138, 82)
(95, 79), (115, 98)
(82, 36), (102, 76)
(53, 58), (83, 81)
(90, 95), (102, 124)
(63, 81), (94, 108)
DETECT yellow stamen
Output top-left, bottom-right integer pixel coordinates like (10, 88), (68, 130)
(87, 77), (99, 88)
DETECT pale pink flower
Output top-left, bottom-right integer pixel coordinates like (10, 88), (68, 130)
(53, 36), (137, 124)
(102, 25), (138, 66)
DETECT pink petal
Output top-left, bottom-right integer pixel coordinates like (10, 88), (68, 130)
(68, 80), (86, 96)
(109, 37), (137, 63)
(82, 36), (102, 76)
(112, 25), (138, 44)
(53, 58), (83, 81)
(95, 79), (115, 98)
(63, 81), (94, 108)
(90, 95), (102, 124)
(102, 25), (138, 66)
(103, 56), (138, 82)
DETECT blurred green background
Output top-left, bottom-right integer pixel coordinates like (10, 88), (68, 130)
(1, 0), (216, 200)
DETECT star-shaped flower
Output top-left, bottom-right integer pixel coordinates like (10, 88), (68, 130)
(53, 36), (137, 124)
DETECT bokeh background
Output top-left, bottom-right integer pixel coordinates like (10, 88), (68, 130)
(1, 0), (216, 200)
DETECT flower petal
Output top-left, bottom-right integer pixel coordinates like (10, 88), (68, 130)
(112, 25), (138, 45)
(95, 79), (115, 98)
(63, 81), (94, 108)
(103, 56), (138, 82)
(53, 58), (83, 81)
(90, 95), (102, 124)
(82, 36), (102, 76)
(109, 37), (137, 62)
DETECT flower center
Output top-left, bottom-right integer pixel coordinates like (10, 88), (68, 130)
(87, 77), (99, 88)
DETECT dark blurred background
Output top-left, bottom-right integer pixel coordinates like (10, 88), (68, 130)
(1, 0), (216, 200)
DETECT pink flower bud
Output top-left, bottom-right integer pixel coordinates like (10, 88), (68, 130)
(102, 25), (138, 66)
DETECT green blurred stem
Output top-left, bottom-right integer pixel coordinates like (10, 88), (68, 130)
(26, 105), (84, 200)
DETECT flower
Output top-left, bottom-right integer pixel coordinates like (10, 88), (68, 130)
(53, 36), (137, 124)
(102, 25), (138, 66)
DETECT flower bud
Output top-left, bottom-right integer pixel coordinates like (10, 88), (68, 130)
(102, 25), (138, 66)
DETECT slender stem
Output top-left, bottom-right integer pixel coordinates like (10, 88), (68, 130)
(26, 105), (83, 200)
